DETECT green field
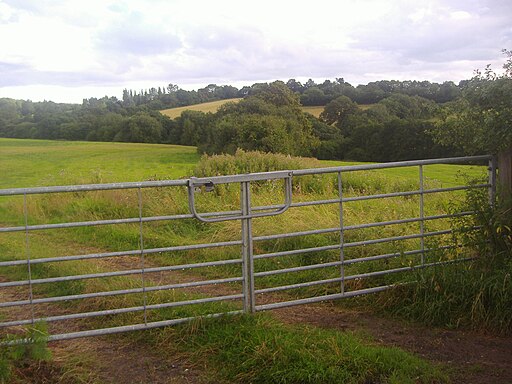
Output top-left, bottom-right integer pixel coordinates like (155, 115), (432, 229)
(0, 138), (485, 189)
(0, 138), (489, 383)
(0, 138), (199, 188)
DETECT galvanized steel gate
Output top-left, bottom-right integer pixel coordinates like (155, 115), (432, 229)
(0, 156), (495, 342)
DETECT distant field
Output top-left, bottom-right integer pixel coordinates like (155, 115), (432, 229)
(161, 99), (326, 119)
(301, 105), (324, 117)
(160, 98), (242, 119)
(161, 101), (376, 119)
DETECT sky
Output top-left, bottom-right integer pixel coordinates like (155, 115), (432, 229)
(0, 0), (511, 104)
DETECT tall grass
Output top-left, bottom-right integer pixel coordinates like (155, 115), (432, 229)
(371, 180), (512, 335)
(0, 149), (478, 311)
(1, 146), (492, 382)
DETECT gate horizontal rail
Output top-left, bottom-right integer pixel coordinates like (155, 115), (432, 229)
(0, 155), (495, 343)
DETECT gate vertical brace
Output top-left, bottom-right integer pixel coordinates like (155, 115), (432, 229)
(241, 181), (255, 313)
(419, 165), (425, 265)
(489, 156), (497, 209)
(137, 188), (148, 325)
(337, 172), (345, 295)
(23, 193), (35, 325)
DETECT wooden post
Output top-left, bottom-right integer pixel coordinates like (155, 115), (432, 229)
(497, 147), (512, 201)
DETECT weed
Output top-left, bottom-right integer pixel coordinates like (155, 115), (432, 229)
(0, 322), (51, 383)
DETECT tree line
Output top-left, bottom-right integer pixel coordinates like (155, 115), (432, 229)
(0, 63), (510, 163)
(120, 78), (462, 110)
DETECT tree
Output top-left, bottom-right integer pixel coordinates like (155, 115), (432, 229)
(432, 49), (512, 196)
(320, 96), (359, 127)
(196, 83), (318, 156)
(300, 87), (328, 106)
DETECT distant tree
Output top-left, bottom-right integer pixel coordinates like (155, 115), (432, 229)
(300, 87), (328, 106)
(197, 82), (318, 156)
(320, 96), (359, 127)
(379, 94), (438, 120)
(114, 112), (163, 143)
(286, 79), (304, 93)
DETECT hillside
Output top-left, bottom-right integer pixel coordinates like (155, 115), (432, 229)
(160, 98), (243, 118)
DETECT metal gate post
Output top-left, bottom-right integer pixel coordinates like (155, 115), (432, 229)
(241, 181), (255, 313)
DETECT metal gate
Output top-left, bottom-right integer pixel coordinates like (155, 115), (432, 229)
(0, 155), (495, 342)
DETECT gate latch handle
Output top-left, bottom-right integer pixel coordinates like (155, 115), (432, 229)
(187, 172), (293, 223)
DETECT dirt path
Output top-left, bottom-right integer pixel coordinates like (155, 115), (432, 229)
(272, 302), (512, 384)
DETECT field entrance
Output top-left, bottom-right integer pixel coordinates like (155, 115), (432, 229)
(0, 155), (494, 342)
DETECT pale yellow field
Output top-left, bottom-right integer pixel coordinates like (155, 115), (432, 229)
(300, 106), (324, 117)
(161, 101), (377, 120)
(160, 98), (242, 119)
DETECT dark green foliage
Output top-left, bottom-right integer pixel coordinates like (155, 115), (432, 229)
(0, 75), (476, 162)
(317, 93), (455, 161)
(1, 323), (52, 382)
(196, 82), (319, 156)
(0, 96), (176, 145)
(432, 49), (512, 155)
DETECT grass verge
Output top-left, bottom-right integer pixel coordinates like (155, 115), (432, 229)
(376, 259), (512, 335)
(142, 313), (448, 384)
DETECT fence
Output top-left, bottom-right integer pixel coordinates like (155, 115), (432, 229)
(0, 155), (495, 342)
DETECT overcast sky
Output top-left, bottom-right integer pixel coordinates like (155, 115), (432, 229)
(0, 0), (511, 103)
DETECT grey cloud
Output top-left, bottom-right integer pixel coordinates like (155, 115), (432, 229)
(185, 25), (264, 51)
(0, 61), (120, 87)
(95, 12), (182, 56)
(348, 2), (512, 65)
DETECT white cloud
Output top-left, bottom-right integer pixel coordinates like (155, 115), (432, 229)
(0, 0), (511, 103)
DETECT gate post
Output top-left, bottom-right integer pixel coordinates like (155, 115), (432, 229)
(497, 148), (512, 202)
(241, 181), (255, 313)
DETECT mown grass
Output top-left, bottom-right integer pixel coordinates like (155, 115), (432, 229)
(300, 106), (324, 118)
(0, 138), (199, 188)
(160, 98), (243, 119)
(160, 101), (376, 120)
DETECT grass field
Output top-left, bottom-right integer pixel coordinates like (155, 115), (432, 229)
(160, 98), (243, 119)
(300, 105), (324, 117)
(0, 138), (199, 188)
(0, 138), (484, 189)
(0, 138), (490, 383)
